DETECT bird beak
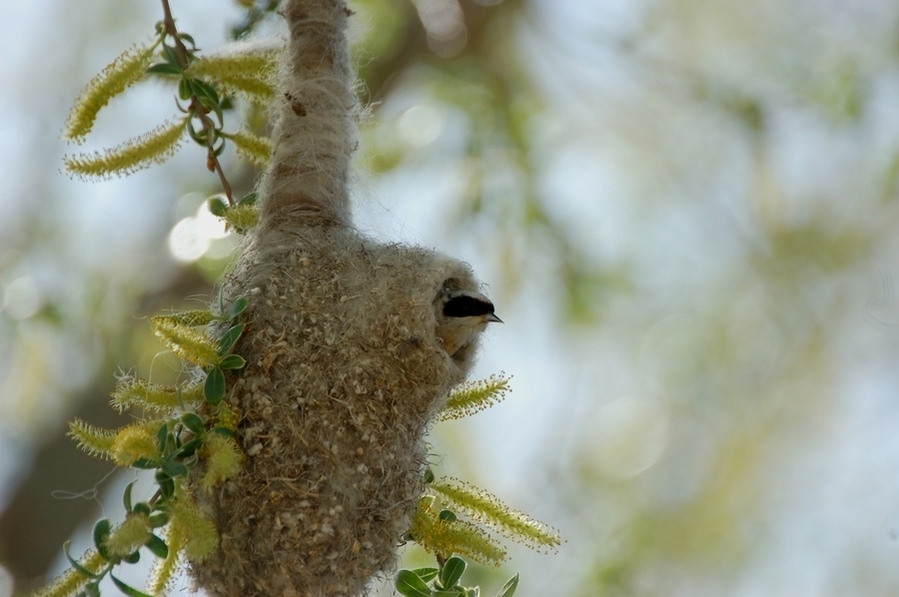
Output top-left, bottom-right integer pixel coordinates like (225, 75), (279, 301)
(485, 313), (503, 324)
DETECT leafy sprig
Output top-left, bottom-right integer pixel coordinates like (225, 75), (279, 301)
(397, 375), (560, 597)
(37, 295), (249, 597)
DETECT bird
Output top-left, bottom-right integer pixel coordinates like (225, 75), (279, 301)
(434, 288), (503, 359)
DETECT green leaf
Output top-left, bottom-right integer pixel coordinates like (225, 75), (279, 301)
(205, 366), (226, 406)
(132, 502), (152, 517)
(179, 32), (196, 47)
(149, 511), (170, 528)
(238, 192), (257, 206)
(218, 323), (245, 355)
(219, 354), (246, 370)
(176, 437), (204, 459)
(410, 567), (439, 583)
(178, 77), (193, 101)
(146, 534), (169, 559)
(181, 412), (205, 434)
(208, 196), (228, 217)
(123, 481), (136, 513)
(211, 426), (236, 438)
(190, 78), (220, 104)
(155, 421), (169, 453)
(423, 467), (435, 484)
(495, 574), (519, 597)
(131, 458), (158, 470)
(146, 62), (182, 75)
(439, 556), (467, 590)
(187, 120), (207, 143)
(161, 44), (180, 68)
(155, 471), (175, 499)
(439, 509), (457, 522)
(228, 296), (249, 318)
(395, 570), (431, 597)
(92, 518), (111, 560)
(110, 573), (154, 597)
(123, 550), (141, 564)
(63, 540), (101, 579)
(161, 459), (189, 478)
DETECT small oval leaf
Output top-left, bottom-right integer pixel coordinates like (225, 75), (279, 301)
(149, 511), (170, 528)
(395, 570), (431, 597)
(181, 412), (205, 434)
(205, 367), (226, 406)
(218, 324), (245, 355)
(176, 437), (204, 459)
(228, 296), (249, 318)
(161, 460), (189, 478)
(439, 556), (466, 590)
(208, 197), (228, 217)
(219, 354), (246, 370)
(146, 534), (169, 559)
(123, 480), (136, 513)
(410, 567), (439, 583)
(495, 573), (519, 597)
(123, 550), (141, 564)
(155, 471), (175, 499)
(92, 518), (111, 560)
(132, 502), (152, 517)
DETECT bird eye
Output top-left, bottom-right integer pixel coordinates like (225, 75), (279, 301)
(443, 294), (495, 318)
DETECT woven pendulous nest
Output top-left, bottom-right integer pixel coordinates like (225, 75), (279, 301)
(189, 1), (491, 595)
(191, 229), (483, 596)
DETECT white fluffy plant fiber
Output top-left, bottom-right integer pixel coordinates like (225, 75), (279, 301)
(189, 1), (491, 596)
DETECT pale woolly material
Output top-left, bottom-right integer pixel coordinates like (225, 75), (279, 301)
(257, 0), (357, 229)
(192, 230), (481, 596)
(188, 1), (491, 596)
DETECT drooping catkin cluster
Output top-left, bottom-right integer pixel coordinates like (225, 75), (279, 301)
(188, 1), (490, 595)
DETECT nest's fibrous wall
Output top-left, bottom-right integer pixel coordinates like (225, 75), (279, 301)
(191, 227), (481, 596)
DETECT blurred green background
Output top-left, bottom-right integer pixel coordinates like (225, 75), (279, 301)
(3, 0), (899, 595)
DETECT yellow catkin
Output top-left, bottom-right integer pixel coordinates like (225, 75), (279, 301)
(438, 374), (511, 421)
(32, 548), (106, 597)
(429, 479), (560, 550)
(212, 402), (241, 431)
(63, 118), (188, 179)
(409, 499), (506, 566)
(104, 513), (152, 557)
(186, 51), (278, 102)
(151, 317), (220, 369)
(111, 421), (161, 466)
(155, 309), (216, 327)
(173, 494), (218, 562)
(224, 203), (259, 233)
(148, 522), (185, 595)
(110, 378), (203, 413)
(68, 418), (116, 459)
(199, 434), (243, 490)
(229, 129), (272, 167)
(65, 43), (156, 141)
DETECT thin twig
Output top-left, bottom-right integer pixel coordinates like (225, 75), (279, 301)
(160, 0), (235, 204)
